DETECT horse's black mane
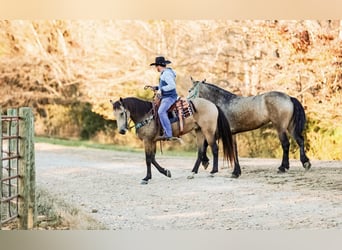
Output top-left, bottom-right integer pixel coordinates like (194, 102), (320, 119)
(201, 81), (237, 99)
(115, 97), (153, 116)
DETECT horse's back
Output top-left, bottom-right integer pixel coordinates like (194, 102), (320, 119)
(226, 91), (293, 132)
(191, 97), (217, 112)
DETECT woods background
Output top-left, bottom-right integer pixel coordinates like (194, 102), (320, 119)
(1, 20), (341, 160)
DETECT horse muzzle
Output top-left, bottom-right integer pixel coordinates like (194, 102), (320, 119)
(119, 129), (127, 135)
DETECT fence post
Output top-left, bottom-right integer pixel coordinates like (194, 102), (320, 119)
(7, 109), (18, 204)
(0, 109), (2, 229)
(18, 107), (36, 229)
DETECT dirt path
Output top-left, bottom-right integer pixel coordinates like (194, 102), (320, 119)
(35, 143), (342, 230)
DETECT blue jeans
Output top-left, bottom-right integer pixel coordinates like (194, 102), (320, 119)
(158, 96), (177, 137)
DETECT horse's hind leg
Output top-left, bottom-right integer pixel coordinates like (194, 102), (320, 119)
(201, 140), (210, 169)
(292, 132), (311, 170)
(231, 135), (241, 178)
(203, 131), (219, 176)
(203, 133), (241, 178)
(188, 129), (205, 179)
(209, 142), (219, 175)
(278, 131), (290, 173)
(189, 148), (204, 175)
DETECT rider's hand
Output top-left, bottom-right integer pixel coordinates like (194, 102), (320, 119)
(156, 90), (162, 98)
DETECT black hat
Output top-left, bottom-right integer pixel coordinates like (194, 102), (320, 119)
(150, 56), (171, 66)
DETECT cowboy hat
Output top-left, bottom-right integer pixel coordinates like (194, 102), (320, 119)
(150, 56), (171, 66)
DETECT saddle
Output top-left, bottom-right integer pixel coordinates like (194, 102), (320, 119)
(154, 97), (194, 135)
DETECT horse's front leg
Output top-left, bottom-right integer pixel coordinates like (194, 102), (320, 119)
(141, 149), (153, 184)
(151, 157), (172, 178)
(150, 141), (171, 178)
(142, 141), (171, 184)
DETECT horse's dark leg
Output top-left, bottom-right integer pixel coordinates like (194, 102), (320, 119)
(142, 150), (153, 184)
(191, 148), (203, 174)
(188, 130), (205, 179)
(142, 148), (171, 184)
(150, 141), (171, 179)
(231, 135), (241, 178)
(278, 131), (290, 173)
(151, 155), (172, 178)
(293, 133), (311, 170)
(201, 140), (210, 169)
(209, 142), (219, 175)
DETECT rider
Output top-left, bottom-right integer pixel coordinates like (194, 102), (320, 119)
(150, 56), (178, 140)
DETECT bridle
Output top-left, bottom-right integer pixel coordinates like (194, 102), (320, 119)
(112, 99), (155, 132)
(187, 80), (204, 100)
(120, 105), (135, 130)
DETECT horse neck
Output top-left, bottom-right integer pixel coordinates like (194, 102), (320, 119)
(200, 83), (237, 102)
(123, 97), (153, 123)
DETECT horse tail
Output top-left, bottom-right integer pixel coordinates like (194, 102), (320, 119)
(290, 97), (306, 136)
(216, 105), (236, 166)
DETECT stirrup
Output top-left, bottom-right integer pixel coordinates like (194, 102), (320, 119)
(154, 136), (182, 142)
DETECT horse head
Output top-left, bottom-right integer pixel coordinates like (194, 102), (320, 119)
(190, 76), (206, 85)
(187, 77), (206, 99)
(110, 98), (130, 135)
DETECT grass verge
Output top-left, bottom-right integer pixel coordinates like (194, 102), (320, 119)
(35, 136), (197, 157)
(35, 187), (107, 230)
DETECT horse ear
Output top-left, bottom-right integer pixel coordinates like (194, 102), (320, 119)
(110, 99), (114, 104)
(119, 97), (125, 106)
(202, 79), (206, 83)
(190, 76), (193, 82)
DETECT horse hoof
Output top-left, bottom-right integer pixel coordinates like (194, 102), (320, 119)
(209, 173), (215, 178)
(303, 162), (311, 170)
(166, 169), (172, 178)
(140, 180), (149, 185)
(277, 169), (286, 174)
(231, 174), (239, 178)
(187, 173), (195, 179)
(202, 161), (209, 170)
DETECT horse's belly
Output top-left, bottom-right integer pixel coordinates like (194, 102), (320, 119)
(229, 102), (270, 133)
(171, 116), (196, 136)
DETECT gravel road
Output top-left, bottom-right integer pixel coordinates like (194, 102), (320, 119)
(35, 143), (342, 230)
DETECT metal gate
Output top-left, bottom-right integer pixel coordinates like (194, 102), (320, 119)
(1, 108), (35, 229)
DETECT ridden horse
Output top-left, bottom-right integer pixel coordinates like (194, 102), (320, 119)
(188, 78), (311, 177)
(110, 96), (235, 184)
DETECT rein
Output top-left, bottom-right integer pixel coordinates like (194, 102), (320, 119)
(135, 114), (154, 130)
(122, 104), (155, 131)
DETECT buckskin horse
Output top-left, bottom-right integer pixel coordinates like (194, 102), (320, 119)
(110, 95), (235, 184)
(188, 78), (311, 178)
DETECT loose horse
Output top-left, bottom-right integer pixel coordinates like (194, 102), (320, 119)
(110, 96), (235, 184)
(188, 78), (311, 177)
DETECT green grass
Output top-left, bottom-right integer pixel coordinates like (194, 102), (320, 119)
(35, 136), (143, 152)
(35, 136), (196, 157)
